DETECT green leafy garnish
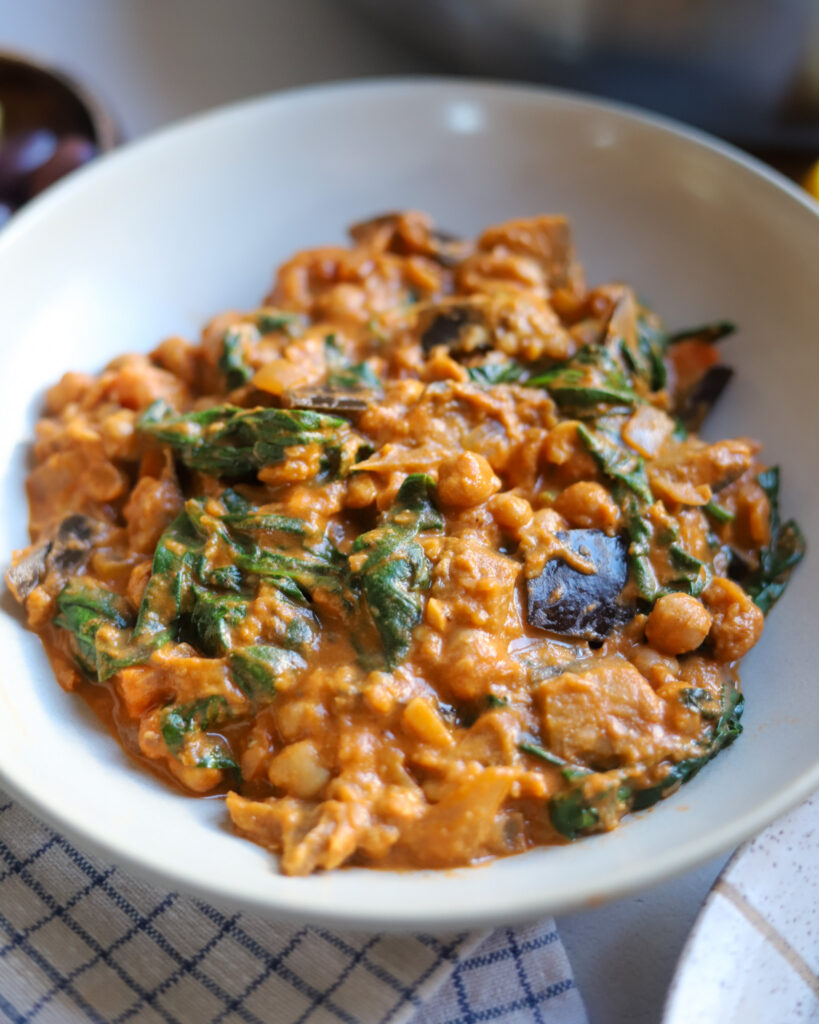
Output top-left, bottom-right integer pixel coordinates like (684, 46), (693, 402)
(549, 683), (744, 836)
(160, 695), (239, 778)
(630, 685), (744, 810)
(704, 499), (735, 524)
(467, 360), (525, 386)
(668, 321), (736, 345)
(518, 741), (569, 768)
(324, 335), (382, 391)
(219, 327), (255, 390)
(619, 315), (668, 392)
(161, 695), (230, 753)
(742, 468), (806, 614)
(350, 473), (443, 669)
(229, 645), (306, 702)
(189, 589), (249, 656)
(529, 346), (637, 413)
(255, 308), (303, 335)
(53, 581), (133, 677)
(577, 423), (653, 503)
(678, 687), (720, 720)
(138, 401), (362, 479)
(621, 492), (710, 604)
(550, 786), (608, 839)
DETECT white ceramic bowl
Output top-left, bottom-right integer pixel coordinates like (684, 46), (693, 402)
(0, 79), (816, 931)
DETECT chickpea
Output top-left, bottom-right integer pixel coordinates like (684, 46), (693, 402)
(645, 593), (712, 655)
(346, 473), (377, 509)
(437, 451), (501, 508)
(268, 740), (330, 799)
(541, 421), (598, 481)
(704, 577), (764, 662)
(490, 492), (533, 531)
(553, 481), (621, 532)
(44, 371), (94, 414)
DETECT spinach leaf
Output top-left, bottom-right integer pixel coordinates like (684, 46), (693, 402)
(630, 685), (743, 810)
(621, 492), (660, 603)
(549, 683), (744, 838)
(220, 511), (311, 536)
(189, 589), (249, 656)
(133, 511), (201, 646)
(550, 777), (632, 839)
(518, 741), (569, 768)
(620, 492), (710, 604)
(550, 786), (605, 839)
(704, 499), (735, 524)
(668, 321), (736, 345)
(52, 485), (336, 684)
(53, 580), (167, 682)
(219, 327), (255, 390)
(529, 346), (637, 413)
(467, 359), (525, 386)
(324, 334), (382, 391)
(229, 644), (306, 702)
(54, 581), (133, 677)
(255, 308), (303, 335)
(160, 695), (240, 778)
(577, 424), (653, 503)
(742, 467), (806, 614)
(161, 695), (230, 754)
(678, 686), (720, 720)
(619, 315), (668, 392)
(667, 543), (710, 598)
(350, 473), (443, 669)
(327, 361), (382, 391)
(183, 496), (345, 596)
(138, 401), (360, 479)
(125, 498), (334, 667)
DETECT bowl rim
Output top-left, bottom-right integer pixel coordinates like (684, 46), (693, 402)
(1, 75), (818, 930)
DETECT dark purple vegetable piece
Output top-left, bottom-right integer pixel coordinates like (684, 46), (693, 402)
(0, 200), (14, 229)
(526, 529), (633, 642)
(49, 514), (95, 572)
(0, 129), (58, 199)
(281, 386), (373, 414)
(6, 514), (96, 603)
(675, 364), (733, 430)
(26, 135), (98, 198)
(420, 305), (489, 356)
(7, 545), (48, 603)
(726, 546), (754, 584)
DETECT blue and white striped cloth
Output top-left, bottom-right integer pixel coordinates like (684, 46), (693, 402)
(0, 794), (587, 1024)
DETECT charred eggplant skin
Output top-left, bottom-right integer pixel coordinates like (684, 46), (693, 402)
(526, 529), (633, 642)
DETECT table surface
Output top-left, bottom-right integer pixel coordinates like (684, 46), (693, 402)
(0, 2), (741, 1021)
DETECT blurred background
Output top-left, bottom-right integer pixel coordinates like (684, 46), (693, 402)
(354, 0), (819, 150)
(1, 0), (818, 227)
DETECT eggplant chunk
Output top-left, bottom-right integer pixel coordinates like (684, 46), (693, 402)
(420, 305), (490, 356)
(675, 365), (733, 431)
(7, 514), (96, 603)
(281, 386), (373, 414)
(526, 529), (633, 642)
(7, 545), (49, 602)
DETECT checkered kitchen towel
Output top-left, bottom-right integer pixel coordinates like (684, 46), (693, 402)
(0, 795), (587, 1024)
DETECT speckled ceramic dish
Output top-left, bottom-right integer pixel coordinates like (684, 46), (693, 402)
(664, 792), (819, 1022)
(0, 79), (817, 930)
